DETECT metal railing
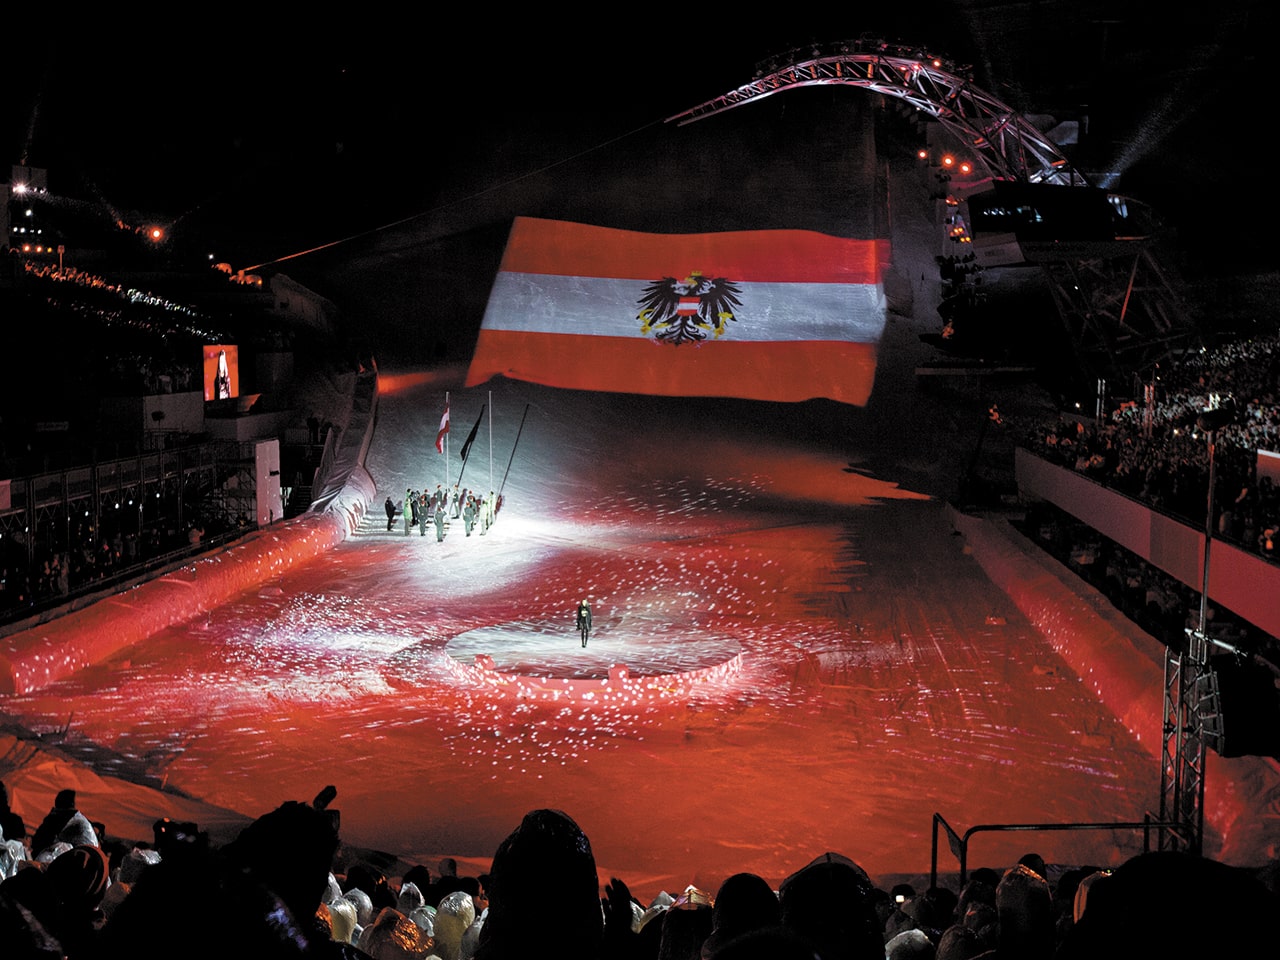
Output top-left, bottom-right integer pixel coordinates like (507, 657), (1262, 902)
(0, 441), (257, 630)
(930, 812), (1189, 888)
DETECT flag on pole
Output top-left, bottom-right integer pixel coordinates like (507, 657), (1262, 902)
(465, 217), (888, 405)
(435, 404), (450, 454)
(459, 405), (485, 464)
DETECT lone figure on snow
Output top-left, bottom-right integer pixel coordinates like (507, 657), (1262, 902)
(575, 599), (592, 648)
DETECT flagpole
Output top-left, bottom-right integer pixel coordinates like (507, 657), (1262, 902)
(488, 390), (494, 494)
(499, 403), (530, 500)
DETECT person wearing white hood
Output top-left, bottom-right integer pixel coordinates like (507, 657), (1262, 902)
(434, 889), (476, 960)
(30, 789), (98, 859)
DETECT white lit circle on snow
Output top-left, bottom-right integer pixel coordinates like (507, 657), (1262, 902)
(443, 620), (742, 698)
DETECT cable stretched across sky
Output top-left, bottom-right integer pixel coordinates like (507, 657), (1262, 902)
(240, 118), (666, 274)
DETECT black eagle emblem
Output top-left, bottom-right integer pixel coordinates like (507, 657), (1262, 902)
(636, 272), (742, 345)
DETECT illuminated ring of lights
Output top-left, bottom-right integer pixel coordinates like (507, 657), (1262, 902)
(443, 622), (743, 701)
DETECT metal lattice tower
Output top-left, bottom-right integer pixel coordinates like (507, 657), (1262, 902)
(1036, 241), (1199, 383)
(1160, 630), (1208, 854)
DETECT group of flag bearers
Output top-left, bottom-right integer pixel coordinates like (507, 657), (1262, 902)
(386, 393), (596, 645)
(393, 484), (496, 540)
(384, 391), (521, 542)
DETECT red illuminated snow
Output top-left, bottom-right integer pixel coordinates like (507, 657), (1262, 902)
(2, 374), (1215, 899)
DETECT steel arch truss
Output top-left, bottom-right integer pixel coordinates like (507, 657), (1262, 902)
(667, 39), (1086, 186)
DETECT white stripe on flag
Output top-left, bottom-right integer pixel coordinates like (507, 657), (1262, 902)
(480, 273), (886, 343)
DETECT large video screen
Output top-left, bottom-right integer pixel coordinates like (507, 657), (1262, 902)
(203, 345), (239, 401)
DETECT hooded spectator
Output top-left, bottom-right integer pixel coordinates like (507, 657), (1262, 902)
(701, 872), (780, 959)
(1057, 851), (1280, 959)
(117, 847), (161, 886)
(344, 886), (375, 927)
(1015, 853), (1047, 883)
(778, 852), (882, 960)
(1069, 869), (1108, 925)
(328, 896), (359, 945)
(95, 843), (314, 959)
(991, 863), (1052, 959)
(934, 924), (984, 960)
(397, 880), (426, 916)
(906, 886), (956, 943)
(31, 790), (96, 858)
(0, 781), (26, 846)
(322, 872), (343, 906)
(0, 836), (27, 881)
(434, 889), (476, 960)
(474, 808), (602, 960)
(886, 927), (935, 960)
(401, 865), (433, 903)
(223, 798), (341, 951)
(407, 904), (435, 939)
(460, 910), (484, 960)
(43, 843), (110, 956)
(358, 906), (434, 959)
(658, 900), (713, 960)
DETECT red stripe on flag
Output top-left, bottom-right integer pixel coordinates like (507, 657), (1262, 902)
(498, 217), (886, 284)
(435, 406), (450, 453)
(464, 330), (878, 406)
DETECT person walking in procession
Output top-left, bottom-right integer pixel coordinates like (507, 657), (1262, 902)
(384, 496), (396, 531)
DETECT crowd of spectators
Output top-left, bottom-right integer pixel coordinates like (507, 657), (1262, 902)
(1, 784), (1276, 959)
(1016, 332), (1280, 563)
(20, 261), (224, 341)
(0, 510), (237, 624)
(1, 259), (277, 623)
(1012, 499), (1280, 678)
(17, 262), (217, 398)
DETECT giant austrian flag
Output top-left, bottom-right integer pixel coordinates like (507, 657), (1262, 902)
(465, 217), (888, 405)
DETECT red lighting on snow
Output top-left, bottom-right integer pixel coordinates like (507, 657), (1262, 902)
(377, 371), (437, 396)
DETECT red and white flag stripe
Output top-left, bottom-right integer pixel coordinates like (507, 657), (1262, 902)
(465, 218), (888, 405)
(435, 405), (450, 454)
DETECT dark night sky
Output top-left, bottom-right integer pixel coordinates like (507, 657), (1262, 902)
(5, 5), (1273, 279)
(6, 15), (899, 256)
